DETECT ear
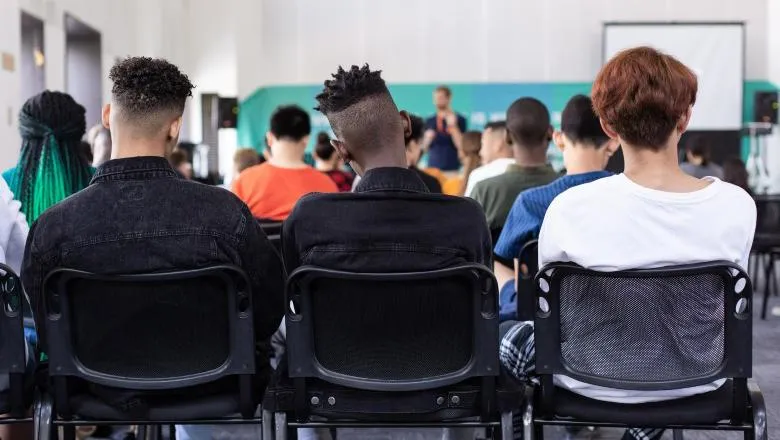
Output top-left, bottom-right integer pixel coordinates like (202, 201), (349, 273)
(168, 117), (183, 143)
(604, 139), (620, 157)
(546, 126), (554, 142)
(599, 119), (619, 140)
(400, 110), (412, 140)
(677, 106), (693, 134)
(552, 131), (565, 153)
(265, 132), (275, 148)
(102, 103), (111, 129)
(331, 139), (352, 164)
(505, 129), (514, 146)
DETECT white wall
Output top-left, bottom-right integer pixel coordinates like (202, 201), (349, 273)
(234, 0), (766, 96)
(66, 36), (102, 128)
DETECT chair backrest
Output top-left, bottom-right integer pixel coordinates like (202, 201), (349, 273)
(0, 264), (28, 416)
(259, 222), (283, 237)
(516, 240), (539, 321)
(754, 195), (780, 237)
(534, 261), (752, 392)
(285, 264), (499, 392)
(43, 265), (255, 390)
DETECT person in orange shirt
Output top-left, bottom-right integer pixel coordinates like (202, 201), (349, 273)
(232, 105), (337, 221)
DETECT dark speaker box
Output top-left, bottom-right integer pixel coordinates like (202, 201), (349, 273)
(218, 97), (239, 129)
(754, 91), (778, 124)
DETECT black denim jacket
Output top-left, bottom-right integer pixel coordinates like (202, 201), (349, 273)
(22, 157), (285, 358)
(282, 167), (492, 274)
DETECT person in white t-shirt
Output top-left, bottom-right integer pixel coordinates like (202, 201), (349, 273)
(464, 121), (514, 197)
(499, 46), (756, 440)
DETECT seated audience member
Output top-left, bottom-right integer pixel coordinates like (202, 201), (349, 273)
(470, 98), (558, 235)
(681, 136), (723, 179)
(284, 64), (491, 274)
(723, 157), (752, 195)
(443, 131), (482, 196)
(232, 105), (338, 220)
(90, 125), (113, 167)
(464, 121), (513, 197)
(313, 132), (354, 192)
(168, 148), (193, 179)
(405, 114), (443, 193)
(500, 47), (756, 440)
(493, 95), (617, 292)
(21, 57), (284, 410)
(233, 147), (262, 176)
(3, 91), (93, 223)
(0, 178), (32, 440)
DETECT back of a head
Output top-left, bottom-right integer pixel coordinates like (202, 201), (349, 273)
(14, 90), (91, 221)
(592, 46), (697, 150)
(461, 131), (482, 156)
(687, 136), (711, 162)
(505, 97), (551, 148)
(270, 105), (311, 143)
(315, 64), (402, 167)
(406, 114), (425, 146)
(233, 148), (261, 174)
(109, 57), (194, 141)
(314, 131), (335, 160)
(722, 157), (750, 193)
(561, 95), (609, 147)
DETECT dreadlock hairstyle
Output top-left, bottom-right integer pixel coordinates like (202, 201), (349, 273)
(315, 64), (390, 115)
(12, 91), (90, 222)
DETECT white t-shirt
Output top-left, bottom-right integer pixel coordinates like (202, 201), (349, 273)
(465, 158), (515, 198)
(0, 178), (28, 274)
(539, 174), (756, 404)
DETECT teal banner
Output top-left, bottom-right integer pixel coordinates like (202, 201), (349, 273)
(238, 80), (777, 161)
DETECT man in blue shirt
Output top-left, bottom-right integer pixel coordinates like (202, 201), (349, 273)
(423, 86), (467, 171)
(494, 95), (618, 319)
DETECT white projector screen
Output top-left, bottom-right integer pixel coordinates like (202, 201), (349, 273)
(604, 23), (744, 130)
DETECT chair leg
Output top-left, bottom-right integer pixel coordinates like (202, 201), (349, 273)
(169, 424), (176, 440)
(500, 411), (513, 440)
(262, 409), (274, 440)
(329, 427), (337, 440)
(62, 425), (76, 440)
(748, 379), (768, 440)
(275, 412), (288, 440)
(762, 255), (772, 319)
(672, 429), (684, 440)
(522, 399), (534, 440)
(137, 425), (148, 440)
(34, 393), (53, 440)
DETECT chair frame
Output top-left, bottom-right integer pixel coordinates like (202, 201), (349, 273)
(527, 261), (766, 440)
(271, 264), (512, 439)
(515, 239), (539, 321)
(40, 265), (262, 440)
(0, 263), (34, 425)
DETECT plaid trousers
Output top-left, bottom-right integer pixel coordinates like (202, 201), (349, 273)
(500, 321), (664, 440)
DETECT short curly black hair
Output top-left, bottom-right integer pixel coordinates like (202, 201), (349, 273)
(315, 64), (389, 115)
(109, 57), (194, 124)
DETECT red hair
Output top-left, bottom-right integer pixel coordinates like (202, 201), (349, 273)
(592, 46), (697, 149)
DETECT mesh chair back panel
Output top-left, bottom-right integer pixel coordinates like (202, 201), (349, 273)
(68, 276), (230, 379)
(558, 273), (725, 383)
(310, 277), (473, 381)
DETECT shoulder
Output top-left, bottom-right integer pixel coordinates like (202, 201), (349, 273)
(714, 179), (756, 213)
(545, 175), (619, 215)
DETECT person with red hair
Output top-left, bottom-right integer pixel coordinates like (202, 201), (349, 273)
(499, 47), (756, 440)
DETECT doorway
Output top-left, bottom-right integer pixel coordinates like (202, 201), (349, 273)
(65, 14), (102, 128)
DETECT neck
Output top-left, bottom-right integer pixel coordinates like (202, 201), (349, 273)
(314, 159), (332, 172)
(565, 145), (607, 174)
(269, 140), (307, 168)
(111, 137), (167, 160)
(622, 140), (689, 190)
(514, 145), (548, 167)
(359, 146), (408, 175)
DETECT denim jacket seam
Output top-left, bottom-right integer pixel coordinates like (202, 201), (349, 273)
(63, 229), (240, 253)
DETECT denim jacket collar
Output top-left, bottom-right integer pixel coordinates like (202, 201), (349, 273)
(91, 156), (178, 184)
(354, 167), (430, 194)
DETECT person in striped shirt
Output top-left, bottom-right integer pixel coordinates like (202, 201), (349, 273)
(493, 95), (618, 318)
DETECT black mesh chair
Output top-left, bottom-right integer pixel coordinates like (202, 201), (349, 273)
(515, 240), (539, 321)
(526, 261), (766, 440)
(40, 266), (262, 440)
(0, 263), (33, 424)
(264, 264), (519, 439)
(753, 195), (780, 319)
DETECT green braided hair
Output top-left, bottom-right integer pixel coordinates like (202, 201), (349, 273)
(11, 91), (91, 222)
